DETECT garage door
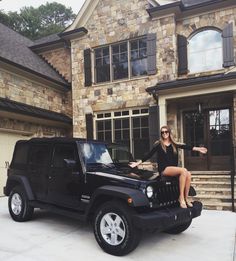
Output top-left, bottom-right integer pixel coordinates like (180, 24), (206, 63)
(0, 132), (30, 196)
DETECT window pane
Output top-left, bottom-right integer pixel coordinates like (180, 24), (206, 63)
(97, 132), (104, 140)
(188, 30), (222, 73)
(122, 118), (129, 128)
(13, 143), (29, 165)
(95, 46), (110, 83)
(112, 43), (128, 80)
(133, 117), (140, 128)
(123, 130), (129, 139)
(96, 65), (110, 83)
(209, 109), (230, 156)
(133, 129), (140, 138)
(53, 145), (75, 168)
(97, 121), (103, 131)
(115, 119), (121, 129)
(29, 145), (51, 166)
(115, 130), (121, 140)
(131, 58), (147, 76)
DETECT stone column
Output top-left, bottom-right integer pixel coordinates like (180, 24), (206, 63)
(159, 97), (167, 128)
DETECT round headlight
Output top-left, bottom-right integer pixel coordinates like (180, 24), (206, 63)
(146, 186), (153, 198)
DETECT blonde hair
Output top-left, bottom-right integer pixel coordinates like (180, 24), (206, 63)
(155, 125), (180, 154)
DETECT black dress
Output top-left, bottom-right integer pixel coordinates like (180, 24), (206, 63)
(141, 143), (193, 174)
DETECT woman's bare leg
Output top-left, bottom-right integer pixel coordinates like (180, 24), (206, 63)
(185, 171), (193, 207)
(163, 166), (188, 208)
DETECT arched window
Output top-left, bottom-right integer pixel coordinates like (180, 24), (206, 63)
(188, 29), (223, 73)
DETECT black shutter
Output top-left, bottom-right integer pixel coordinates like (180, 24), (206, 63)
(84, 49), (92, 86)
(147, 33), (157, 75)
(223, 23), (235, 67)
(177, 34), (188, 75)
(85, 113), (94, 140)
(148, 105), (160, 150)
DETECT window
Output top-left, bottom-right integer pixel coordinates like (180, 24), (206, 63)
(112, 43), (128, 80)
(95, 109), (149, 159)
(12, 143), (29, 165)
(53, 144), (76, 168)
(130, 38), (147, 76)
(29, 145), (51, 166)
(95, 47), (110, 83)
(94, 37), (147, 83)
(209, 109), (230, 156)
(188, 29), (223, 73)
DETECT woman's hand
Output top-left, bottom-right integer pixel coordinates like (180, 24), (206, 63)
(129, 161), (140, 168)
(194, 147), (208, 154)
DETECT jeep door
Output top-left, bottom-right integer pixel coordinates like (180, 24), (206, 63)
(28, 143), (52, 201)
(48, 143), (84, 209)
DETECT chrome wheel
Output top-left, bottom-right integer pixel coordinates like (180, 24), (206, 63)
(11, 193), (22, 215)
(100, 212), (126, 246)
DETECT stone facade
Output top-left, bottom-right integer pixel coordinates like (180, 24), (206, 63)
(0, 68), (72, 137)
(40, 48), (72, 83)
(0, 69), (72, 116)
(67, 0), (236, 172)
(71, 0), (178, 137)
(176, 6), (236, 78)
(0, 117), (68, 137)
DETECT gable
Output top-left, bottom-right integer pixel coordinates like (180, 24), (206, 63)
(66, 0), (158, 31)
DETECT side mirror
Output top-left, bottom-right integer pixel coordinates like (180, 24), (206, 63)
(64, 159), (77, 169)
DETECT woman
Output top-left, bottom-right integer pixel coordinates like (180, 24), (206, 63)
(129, 125), (207, 208)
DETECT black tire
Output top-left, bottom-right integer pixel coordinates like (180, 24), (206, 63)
(8, 186), (34, 222)
(93, 200), (141, 256)
(164, 219), (192, 234)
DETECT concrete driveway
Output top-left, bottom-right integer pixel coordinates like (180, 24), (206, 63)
(0, 196), (235, 261)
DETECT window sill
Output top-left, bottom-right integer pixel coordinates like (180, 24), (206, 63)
(91, 75), (150, 88)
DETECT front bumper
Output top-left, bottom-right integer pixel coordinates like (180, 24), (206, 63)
(132, 201), (202, 231)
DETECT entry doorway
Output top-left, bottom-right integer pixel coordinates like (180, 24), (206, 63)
(183, 108), (231, 171)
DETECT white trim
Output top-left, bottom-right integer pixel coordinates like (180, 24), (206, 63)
(65, 0), (100, 31)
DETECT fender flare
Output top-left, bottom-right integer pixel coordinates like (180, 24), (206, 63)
(5, 175), (35, 200)
(85, 185), (150, 216)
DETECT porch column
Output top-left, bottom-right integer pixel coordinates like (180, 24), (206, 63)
(159, 97), (167, 128)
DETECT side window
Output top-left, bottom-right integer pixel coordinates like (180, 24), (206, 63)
(12, 142), (29, 165)
(52, 144), (77, 168)
(29, 144), (51, 166)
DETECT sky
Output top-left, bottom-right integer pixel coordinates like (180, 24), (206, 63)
(0, 0), (86, 14)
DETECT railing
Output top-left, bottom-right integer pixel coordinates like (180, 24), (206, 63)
(231, 144), (236, 212)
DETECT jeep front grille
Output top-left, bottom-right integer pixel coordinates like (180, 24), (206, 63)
(153, 183), (179, 207)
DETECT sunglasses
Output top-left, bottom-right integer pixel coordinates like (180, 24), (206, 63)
(161, 131), (169, 135)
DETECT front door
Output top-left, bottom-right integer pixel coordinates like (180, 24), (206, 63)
(184, 108), (231, 171)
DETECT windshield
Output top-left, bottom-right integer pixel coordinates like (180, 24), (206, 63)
(80, 142), (113, 165)
(107, 144), (134, 163)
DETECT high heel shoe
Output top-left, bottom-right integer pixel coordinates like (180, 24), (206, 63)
(178, 199), (187, 208)
(185, 199), (193, 208)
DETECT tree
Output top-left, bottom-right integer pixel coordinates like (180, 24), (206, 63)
(0, 2), (76, 40)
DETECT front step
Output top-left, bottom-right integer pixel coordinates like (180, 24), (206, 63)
(190, 171), (235, 211)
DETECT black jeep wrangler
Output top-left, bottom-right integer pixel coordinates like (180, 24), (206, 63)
(4, 138), (202, 256)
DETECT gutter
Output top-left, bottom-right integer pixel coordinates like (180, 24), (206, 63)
(146, 72), (236, 95)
